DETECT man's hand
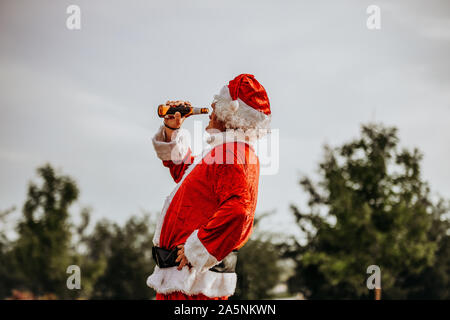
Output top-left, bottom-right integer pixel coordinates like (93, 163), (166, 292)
(163, 100), (189, 141)
(175, 244), (191, 270)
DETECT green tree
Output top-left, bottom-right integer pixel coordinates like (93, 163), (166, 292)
(0, 206), (18, 298)
(9, 164), (80, 298)
(284, 124), (449, 299)
(0, 163), (156, 299)
(86, 215), (156, 299)
(400, 199), (450, 299)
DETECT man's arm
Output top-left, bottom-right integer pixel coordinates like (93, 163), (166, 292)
(152, 106), (194, 183)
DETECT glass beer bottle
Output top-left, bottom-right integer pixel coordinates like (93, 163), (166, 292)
(157, 103), (209, 118)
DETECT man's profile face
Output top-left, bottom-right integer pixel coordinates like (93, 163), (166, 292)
(205, 102), (225, 132)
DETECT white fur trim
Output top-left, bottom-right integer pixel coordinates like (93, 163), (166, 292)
(147, 266), (237, 297)
(152, 125), (190, 162)
(184, 230), (220, 272)
(213, 85), (271, 138)
(206, 129), (258, 148)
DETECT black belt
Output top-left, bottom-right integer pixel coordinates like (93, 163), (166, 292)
(152, 246), (238, 273)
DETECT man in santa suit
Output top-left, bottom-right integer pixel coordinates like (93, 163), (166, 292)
(147, 74), (271, 300)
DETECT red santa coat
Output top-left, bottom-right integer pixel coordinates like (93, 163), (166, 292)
(147, 126), (260, 298)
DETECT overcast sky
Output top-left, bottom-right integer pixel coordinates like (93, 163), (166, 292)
(1, 0), (449, 236)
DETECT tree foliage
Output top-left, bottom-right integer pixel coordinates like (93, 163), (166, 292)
(284, 124), (449, 299)
(232, 214), (282, 299)
(0, 164), (156, 299)
(0, 164), (281, 300)
(5, 164), (78, 298)
(86, 216), (156, 299)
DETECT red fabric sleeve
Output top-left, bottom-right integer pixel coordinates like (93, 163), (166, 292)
(162, 149), (194, 183)
(197, 148), (258, 261)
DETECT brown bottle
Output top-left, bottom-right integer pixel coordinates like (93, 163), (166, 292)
(157, 104), (209, 118)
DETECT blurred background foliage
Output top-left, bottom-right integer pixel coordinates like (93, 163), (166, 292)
(0, 123), (449, 299)
(0, 165), (281, 300)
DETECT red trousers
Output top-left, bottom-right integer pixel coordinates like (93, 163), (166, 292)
(156, 291), (228, 300)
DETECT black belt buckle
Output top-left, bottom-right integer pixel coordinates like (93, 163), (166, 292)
(152, 246), (179, 268)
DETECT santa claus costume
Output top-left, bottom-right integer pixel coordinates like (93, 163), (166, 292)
(147, 74), (271, 300)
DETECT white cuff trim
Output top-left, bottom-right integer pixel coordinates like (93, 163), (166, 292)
(152, 125), (190, 162)
(184, 230), (220, 272)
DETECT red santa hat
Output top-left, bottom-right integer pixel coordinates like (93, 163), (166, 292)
(213, 74), (271, 134)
